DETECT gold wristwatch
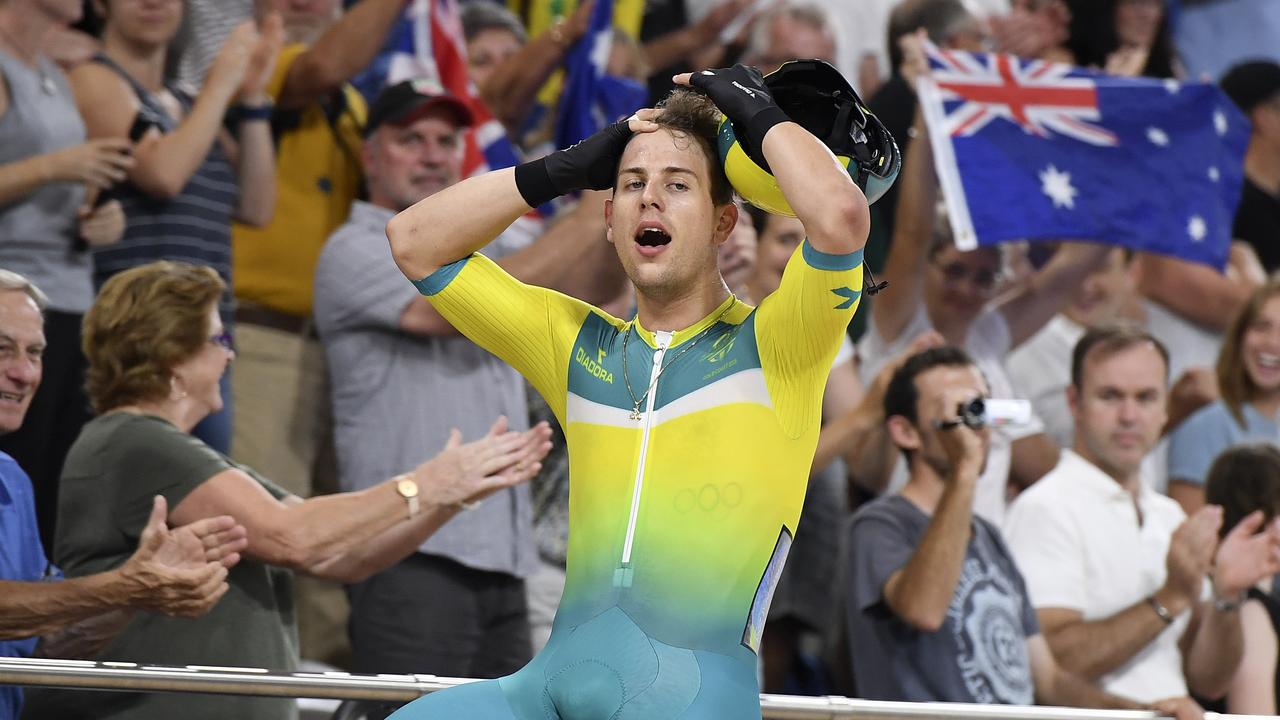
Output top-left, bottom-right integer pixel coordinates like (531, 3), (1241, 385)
(395, 476), (420, 519)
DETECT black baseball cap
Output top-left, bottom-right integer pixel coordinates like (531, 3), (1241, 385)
(1220, 60), (1280, 114)
(364, 79), (475, 137)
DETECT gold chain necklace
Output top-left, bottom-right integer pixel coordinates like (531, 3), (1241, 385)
(620, 298), (736, 421)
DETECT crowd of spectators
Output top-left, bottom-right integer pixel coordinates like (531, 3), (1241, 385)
(2, 0), (1280, 718)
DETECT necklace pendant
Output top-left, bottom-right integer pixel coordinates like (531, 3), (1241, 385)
(629, 406), (643, 421)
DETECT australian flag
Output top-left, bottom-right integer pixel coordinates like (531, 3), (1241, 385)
(553, 0), (647, 149)
(353, 0), (521, 176)
(918, 42), (1250, 269)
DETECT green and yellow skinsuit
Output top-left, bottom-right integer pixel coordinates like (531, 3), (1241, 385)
(392, 240), (863, 720)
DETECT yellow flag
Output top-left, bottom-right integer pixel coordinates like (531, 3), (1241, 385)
(506, 0), (644, 113)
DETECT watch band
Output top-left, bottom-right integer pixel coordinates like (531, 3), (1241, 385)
(229, 102), (274, 123)
(394, 476), (420, 519)
(1213, 590), (1247, 613)
(1147, 595), (1175, 624)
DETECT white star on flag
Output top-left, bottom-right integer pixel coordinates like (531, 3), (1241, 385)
(1039, 165), (1078, 209)
(1146, 127), (1170, 146)
(1208, 166), (1220, 182)
(1188, 215), (1207, 242)
(589, 29), (612, 76)
(1214, 110), (1228, 136)
(1164, 79), (1180, 94)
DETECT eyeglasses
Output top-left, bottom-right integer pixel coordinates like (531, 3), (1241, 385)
(209, 330), (233, 351)
(933, 261), (1001, 293)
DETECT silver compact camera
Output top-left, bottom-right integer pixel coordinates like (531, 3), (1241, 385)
(953, 398), (1032, 429)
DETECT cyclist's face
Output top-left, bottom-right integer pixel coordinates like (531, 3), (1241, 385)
(606, 129), (735, 300)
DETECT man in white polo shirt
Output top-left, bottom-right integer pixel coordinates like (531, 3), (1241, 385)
(1004, 323), (1280, 704)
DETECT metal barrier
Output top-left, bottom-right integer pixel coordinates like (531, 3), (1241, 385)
(0, 657), (1259, 719)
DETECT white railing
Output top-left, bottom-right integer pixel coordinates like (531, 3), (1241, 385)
(0, 657), (1263, 720)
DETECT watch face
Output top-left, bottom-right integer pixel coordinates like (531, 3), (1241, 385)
(398, 478), (419, 498)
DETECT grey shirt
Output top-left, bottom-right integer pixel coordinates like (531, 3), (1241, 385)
(0, 50), (92, 313)
(314, 201), (536, 577)
(848, 494), (1039, 704)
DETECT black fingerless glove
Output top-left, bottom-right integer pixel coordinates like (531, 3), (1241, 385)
(514, 120), (634, 207)
(689, 64), (789, 166)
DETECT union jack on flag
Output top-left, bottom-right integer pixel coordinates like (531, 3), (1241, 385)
(919, 42), (1250, 269)
(390, 0), (521, 177)
(929, 46), (1117, 146)
(351, 0), (547, 235)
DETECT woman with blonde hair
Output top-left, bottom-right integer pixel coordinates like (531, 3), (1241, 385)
(1169, 279), (1280, 514)
(27, 261), (551, 720)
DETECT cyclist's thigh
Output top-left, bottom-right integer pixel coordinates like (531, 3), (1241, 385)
(672, 651), (762, 720)
(388, 679), (520, 720)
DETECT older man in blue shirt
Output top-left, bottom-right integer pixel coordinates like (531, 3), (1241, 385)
(0, 270), (247, 720)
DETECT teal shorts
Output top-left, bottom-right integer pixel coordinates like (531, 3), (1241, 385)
(389, 606), (761, 719)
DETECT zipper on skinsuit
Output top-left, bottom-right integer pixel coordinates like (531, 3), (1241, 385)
(614, 330), (671, 588)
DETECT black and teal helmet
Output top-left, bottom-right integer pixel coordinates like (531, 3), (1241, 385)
(717, 59), (902, 216)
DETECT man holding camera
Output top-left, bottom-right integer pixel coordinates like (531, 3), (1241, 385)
(846, 346), (1198, 717)
(1004, 325), (1280, 707)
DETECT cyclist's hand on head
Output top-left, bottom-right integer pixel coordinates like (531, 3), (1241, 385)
(673, 64), (789, 161)
(514, 109), (660, 207)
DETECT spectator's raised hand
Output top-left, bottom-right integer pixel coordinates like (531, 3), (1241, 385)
(411, 416), (554, 510)
(237, 12), (285, 104)
(1166, 367), (1217, 429)
(564, 0), (597, 46)
(1211, 511), (1280, 601)
(693, 0), (748, 45)
(77, 199), (126, 248)
(44, 138), (134, 190)
(206, 20), (261, 101)
(1164, 505), (1223, 604)
(1150, 696), (1205, 720)
(118, 496), (245, 618)
(988, 9), (1058, 60)
(1105, 45), (1149, 77)
(896, 29), (929, 92)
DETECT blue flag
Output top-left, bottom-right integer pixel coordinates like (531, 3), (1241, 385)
(554, 0), (647, 150)
(919, 44), (1250, 269)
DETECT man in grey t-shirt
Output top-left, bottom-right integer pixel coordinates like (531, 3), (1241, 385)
(845, 346), (1198, 718)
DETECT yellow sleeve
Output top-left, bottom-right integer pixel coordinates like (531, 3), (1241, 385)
(412, 253), (595, 422)
(754, 241), (864, 437)
(266, 43), (307, 101)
